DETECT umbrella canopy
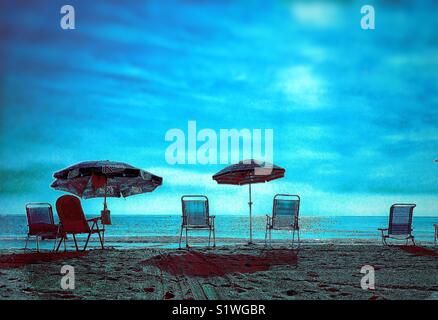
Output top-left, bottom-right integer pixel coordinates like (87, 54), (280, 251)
(212, 159), (285, 244)
(213, 160), (285, 185)
(51, 160), (163, 199)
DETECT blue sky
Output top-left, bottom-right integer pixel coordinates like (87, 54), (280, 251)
(0, 0), (437, 216)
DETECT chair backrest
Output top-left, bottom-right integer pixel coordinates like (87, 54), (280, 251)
(26, 203), (54, 234)
(181, 195), (209, 226)
(388, 204), (416, 235)
(272, 194), (300, 228)
(56, 195), (90, 233)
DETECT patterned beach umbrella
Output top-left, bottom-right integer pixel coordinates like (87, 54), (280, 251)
(212, 159), (285, 244)
(51, 160), (163, 216)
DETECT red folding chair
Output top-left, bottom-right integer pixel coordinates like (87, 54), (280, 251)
(55, 195), (105, 252)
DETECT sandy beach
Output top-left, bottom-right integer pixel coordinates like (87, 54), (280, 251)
(0, 243), (437, 300)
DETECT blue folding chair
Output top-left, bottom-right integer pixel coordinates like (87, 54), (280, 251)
(378, 204), (416, 245)
(25, 203), (61, 252)
(180, 195), (215, 248)
(265, 194), (300, 246)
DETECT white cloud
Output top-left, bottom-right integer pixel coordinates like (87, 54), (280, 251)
(147, 166), (214, 187)
(292, 149), (340, 161)
(277, 66), (327, 109)
(384, 129), (438, 143)
(290, 2), (341, 28)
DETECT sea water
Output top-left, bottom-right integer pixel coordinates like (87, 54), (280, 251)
(0, 215), (435, 250)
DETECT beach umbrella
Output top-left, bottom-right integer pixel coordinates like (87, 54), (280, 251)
(212, 159), (285, 244)
(51, 160), (163, 222)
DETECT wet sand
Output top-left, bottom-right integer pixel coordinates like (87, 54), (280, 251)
(0, 244), (437, 300)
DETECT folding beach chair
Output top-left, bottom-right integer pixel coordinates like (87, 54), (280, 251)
(55, 195), (105, 252)
(25, 203), (62, 252)
(180, 195), (215, 249)
(265, 194), (300, 246)
(378, 204), (416, 246)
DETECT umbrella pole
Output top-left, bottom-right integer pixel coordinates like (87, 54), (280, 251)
(103, 184), (107, 211)
(248, 183), (253, 244)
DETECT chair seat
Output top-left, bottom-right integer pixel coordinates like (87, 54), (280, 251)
(29, 223), (59, 235)
(64, 228), (104, 235)
(184, 225), (211, 229)
(384, 233), (413, 239)
(269, 224), (298, 230)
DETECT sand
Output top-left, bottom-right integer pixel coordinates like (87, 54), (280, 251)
(0, 243), (437, 300)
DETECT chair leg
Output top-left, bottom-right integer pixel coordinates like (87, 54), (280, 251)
(297, 229), (301, 248)
(53, 235), (58, 252)
(265, 226), (268, 246)
(213, 227), (216, 248)
(179, 226), (183, 249)
(72, 234), (79, 251)
(208, 228), (211, 247)
(36, 236), (40, 253)
(83, 232), (92, 251)
(185, 228), (189, 248)
(56, 236), (64, 252)
(292, 230), (295, 247)
(97, 231), (104, 249)
(24, 235), (30, 251)
(411, 236), (415, 246)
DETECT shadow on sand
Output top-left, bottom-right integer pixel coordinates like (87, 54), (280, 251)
(141, 249), (299, 277)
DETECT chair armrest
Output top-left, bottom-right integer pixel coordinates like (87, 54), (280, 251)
(377, 228), (388, 231)
(87, 217), (101, 222)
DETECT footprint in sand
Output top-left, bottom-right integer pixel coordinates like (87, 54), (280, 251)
(22, 287), (33, 293)
(183, 289), (194, 300)
(286, 289), (298, 296)
(304, 289), (317, 293)
(307, 272), (319, 278)
(143, 287), (155, 293)
(164, 291), (175, 299)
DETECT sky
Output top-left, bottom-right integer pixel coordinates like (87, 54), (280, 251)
(0, 0), (437, 216)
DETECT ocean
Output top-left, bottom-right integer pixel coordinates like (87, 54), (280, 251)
(0, 215), (436, 250)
